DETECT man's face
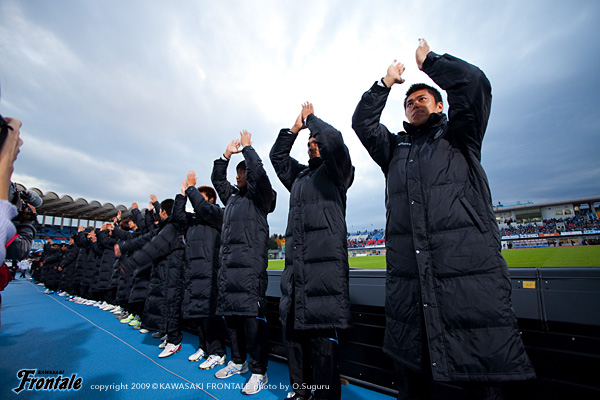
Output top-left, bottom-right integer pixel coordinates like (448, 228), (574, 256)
(236, 168), (247, 189)
(405, 89), (443, 127)
(307, 137), (320, 159)
(159, 209), (168, 220)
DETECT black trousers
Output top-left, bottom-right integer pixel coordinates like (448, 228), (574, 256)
(189, 316), (226, 356)
(166, 322), (182, 346)
(284, 312), (341, 400)
(128, 301), (145, 317)
(225, 314), (269, 374)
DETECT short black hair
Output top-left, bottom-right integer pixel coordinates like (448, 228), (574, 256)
(236, 160), (246, 172)
(160, 199), (175, 217)
(404, 83), (443, 109)
(198, 186), (217, 203)
(120, 219), (131, 230)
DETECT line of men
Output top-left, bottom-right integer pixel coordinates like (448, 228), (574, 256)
(32, 39), (534, 400)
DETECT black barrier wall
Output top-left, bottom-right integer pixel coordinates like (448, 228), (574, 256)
(265, 267), (600, 399)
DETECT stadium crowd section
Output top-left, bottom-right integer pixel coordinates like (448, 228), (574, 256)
(31, 216), (600, 248)
(499, 215), (600, 236)
(34, 224), (78, 241)
(347, 229), (386, 247)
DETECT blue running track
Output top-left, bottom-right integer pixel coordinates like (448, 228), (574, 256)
(1, 279), (394, 400)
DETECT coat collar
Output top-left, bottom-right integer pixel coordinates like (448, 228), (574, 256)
(403, 112), (447, 138)
(308, 157), (323, 170)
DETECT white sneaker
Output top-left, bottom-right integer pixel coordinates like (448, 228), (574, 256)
(158, 343), (181, 358)
(139, 328), (149, 334)
(110, 306), (123, 314)
(95, 301), (106, 307)
(132, 321), (142, 330)
(242, 373), (268, 395)
(158, 339), (168, 349)
(200, 354), (225, 370)
(215, 361), (248, 379)
(188, 348), (205, 362)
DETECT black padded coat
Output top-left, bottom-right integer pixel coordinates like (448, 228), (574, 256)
(125, 221), (185, 333)
(93, 230), (116, 292)
(60, 243), (79, 292)
(351, 52), (535, 382)
(211, 146), (276, 316)
(270, 115), (354, 330)
(173, 188), (223, 319)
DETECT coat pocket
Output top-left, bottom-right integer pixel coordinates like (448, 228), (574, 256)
(459, 197), (488, 233)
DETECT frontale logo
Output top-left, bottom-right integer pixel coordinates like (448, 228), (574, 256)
(12, 369), (83, 394)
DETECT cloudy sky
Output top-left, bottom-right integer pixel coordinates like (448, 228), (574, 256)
(1, 0), (599, 234)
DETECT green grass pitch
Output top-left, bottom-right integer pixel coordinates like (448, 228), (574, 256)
(268, 246), (600, 269)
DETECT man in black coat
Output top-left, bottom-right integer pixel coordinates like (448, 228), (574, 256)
(58, 236), (78, 296)
(173, 170), (226, 369)
(124, 198), (186, 358)
(270, 103), (354, 400)
(41, 240), (61, 293)
(352, 39), (535, 399)
(93, 224), (117, 307)
(211, 129), (276, 395)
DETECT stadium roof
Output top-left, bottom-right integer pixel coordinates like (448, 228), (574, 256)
(493, 195), (600, 212)
(17, 184), (135, 222)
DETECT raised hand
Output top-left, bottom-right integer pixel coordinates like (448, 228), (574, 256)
(290, 106), (307, 134)
(301, 102), (314, 122)
(240, 130), (252, 148)
(181, 179), (187, 196)
(383, 60), (405, 87)
(78, 225), (85, 233)
(416, 38), (430, 70)
(150, 194), (158, 203)
(224, 139), (242, 159)
(0, 117), (23, 200)
(131, 202), (138, 210)
(187, 170), (197, 187)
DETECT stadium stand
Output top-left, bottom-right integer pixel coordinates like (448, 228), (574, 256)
(348, 229), (386, 248)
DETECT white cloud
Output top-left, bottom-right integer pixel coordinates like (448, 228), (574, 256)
(1, 0), (599, 234)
